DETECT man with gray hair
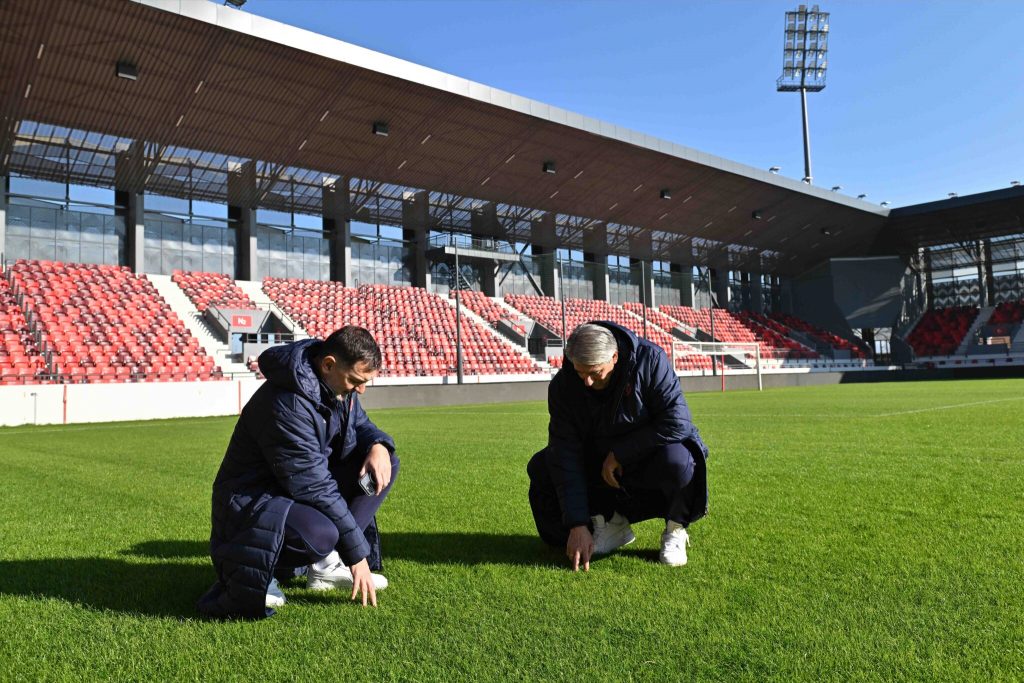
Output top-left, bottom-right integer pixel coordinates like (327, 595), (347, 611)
(527, 321), (708, 571)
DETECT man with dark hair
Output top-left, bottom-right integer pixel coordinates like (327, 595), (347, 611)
(527, 322), (709, 571)
(198, 326), (398, 619)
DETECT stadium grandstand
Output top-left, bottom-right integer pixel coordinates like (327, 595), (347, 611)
(1, 0), (1023, 424)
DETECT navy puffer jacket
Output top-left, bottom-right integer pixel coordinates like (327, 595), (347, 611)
(545, 321), (708, 528)
(197, 338), (395, 619)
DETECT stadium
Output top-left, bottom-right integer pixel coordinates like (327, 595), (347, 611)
(1, 1), (1021, 680)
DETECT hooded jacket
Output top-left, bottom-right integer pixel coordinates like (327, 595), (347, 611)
(545, 321), (708, 529)
(197, 338), (395, 619)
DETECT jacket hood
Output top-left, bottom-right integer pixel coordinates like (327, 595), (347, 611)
(258, 338), (324, 403)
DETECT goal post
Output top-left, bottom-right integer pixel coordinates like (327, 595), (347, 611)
(670, 340), (763, 391)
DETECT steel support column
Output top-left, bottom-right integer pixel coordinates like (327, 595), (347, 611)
(402, 190), (431, 290)
(228, 161), (258, 281)
(324, 179), (350, 285)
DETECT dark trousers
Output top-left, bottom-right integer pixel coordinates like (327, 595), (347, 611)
(527, 442), (695, 547)
(278, 451), (399, 571)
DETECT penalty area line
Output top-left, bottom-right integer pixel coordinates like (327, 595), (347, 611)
(875, 396), (1024, 417)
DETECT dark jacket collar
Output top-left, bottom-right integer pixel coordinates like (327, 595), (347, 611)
(257, 338), (331, 406)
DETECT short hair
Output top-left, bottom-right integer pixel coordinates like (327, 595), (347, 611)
(565, 323), (617, 366)
(317, 326), (382, 371)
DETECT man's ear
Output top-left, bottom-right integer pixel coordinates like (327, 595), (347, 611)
(319, 354), (336, 374)
(611, 351), (619, 365)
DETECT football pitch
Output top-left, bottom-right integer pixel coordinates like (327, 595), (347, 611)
(1, 378), (1022, 681)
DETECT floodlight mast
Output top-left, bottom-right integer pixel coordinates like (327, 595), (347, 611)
(777, 5), (829, 185)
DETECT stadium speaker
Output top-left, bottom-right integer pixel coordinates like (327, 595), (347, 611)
(542, 161), (556, 174)
(751, 210), (762, 220)
(116, 61), (138, 81)
(372, 121), (389, 137)
(660, 189), (671, 200)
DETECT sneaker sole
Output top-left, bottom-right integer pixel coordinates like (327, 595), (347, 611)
(306, 577), (352, 591)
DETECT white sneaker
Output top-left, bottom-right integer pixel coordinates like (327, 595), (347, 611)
(265, 578), (286, 608)
(307, 552), (389, 591)
(659, 521), (689, 566)
(591, 511), (635, 555)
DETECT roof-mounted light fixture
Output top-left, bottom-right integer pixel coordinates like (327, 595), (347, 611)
(1011, 180), (1021, 187)
(857, 193), (867, 199)
(880, 201), (890, 207)
(947, 192), (958, 199)
(768, 166), (781, 174)
(224, 0), (247, 7)
(116, 61), (138, 81)
(831, 185), (842, 191)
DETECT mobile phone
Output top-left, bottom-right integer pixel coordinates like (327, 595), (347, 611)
(358, 471), (377, 496)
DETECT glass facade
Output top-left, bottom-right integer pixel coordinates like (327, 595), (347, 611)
(692, 267), (714, 309)
(429, 261), (480, 295)
(652, 263), (683, 307)
(989, 235), (1024, 304)
(256, 225), (330, 281)
(561, 258), (597, 301)
(350, 238), (412, 287)
(6, 200), (124, 266)
(496, 256), (543, 296)
(144, 214), (235, 275)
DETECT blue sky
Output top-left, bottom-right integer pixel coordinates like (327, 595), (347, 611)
(240, 0), (1024, 209)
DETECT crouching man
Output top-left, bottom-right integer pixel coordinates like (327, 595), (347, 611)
(198, 326), (398, 619)
(527, 322), (709, 571)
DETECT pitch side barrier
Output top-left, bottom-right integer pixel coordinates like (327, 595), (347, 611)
(0, 364), (943, 427)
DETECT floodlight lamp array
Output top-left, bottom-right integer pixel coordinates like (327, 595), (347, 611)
(777, 5), (829, 92)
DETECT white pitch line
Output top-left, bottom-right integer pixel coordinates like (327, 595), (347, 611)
(875, 396), (1024, 417)
(0, 417), (226, 437)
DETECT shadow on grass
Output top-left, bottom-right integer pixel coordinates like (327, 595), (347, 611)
(381, 532), (566, 568)
(617, 546), (660, 563)
(121, 534), (561, 568)
(0, 534), (609, 617)
(0, 558), (212, 619)
(123, 539), (208, 559)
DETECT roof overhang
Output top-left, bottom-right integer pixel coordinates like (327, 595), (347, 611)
(879, 186), (1024, 253)
(0, 0), (893, 275)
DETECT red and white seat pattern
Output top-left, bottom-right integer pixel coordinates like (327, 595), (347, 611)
(172, 270), (256, 312)
(8, 259), (222, 383)
(0, 269), (48, 384)
(659, 305), (816, 360)
(450, 290), (528, 336)
(905, 306), (977, 357)
(736, 311), (818, 359)
(772, 312), (869, 359)
(263, 279), (544, 377)
(987, 299), (1024, 337)
(504, 295), (712, 371)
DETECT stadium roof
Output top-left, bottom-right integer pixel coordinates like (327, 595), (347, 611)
(1, 0), (999, 276)
(879, 185), (1024, 254)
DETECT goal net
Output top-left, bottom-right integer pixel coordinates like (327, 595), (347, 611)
(670, 340), (763, 390)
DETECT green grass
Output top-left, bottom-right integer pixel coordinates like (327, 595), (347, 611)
(1, 379), (1022, 681)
